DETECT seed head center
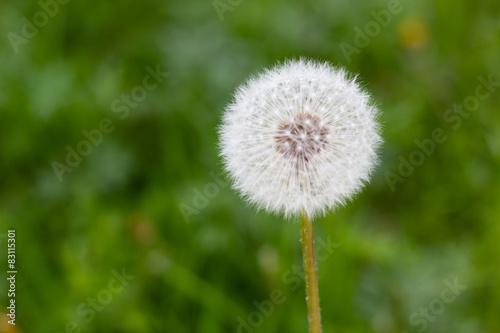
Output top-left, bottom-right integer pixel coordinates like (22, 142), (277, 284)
(274, 113), (329, 161)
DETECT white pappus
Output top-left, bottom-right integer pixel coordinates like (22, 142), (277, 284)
(219, 59), (382, 219)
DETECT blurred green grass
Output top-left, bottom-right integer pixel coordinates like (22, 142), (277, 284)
(1, 0), (500, 332)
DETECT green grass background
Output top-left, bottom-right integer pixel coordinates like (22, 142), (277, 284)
(1, 0), (500, 332)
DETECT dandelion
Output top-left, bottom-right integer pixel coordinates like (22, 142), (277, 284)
(218, 59), (381, 332)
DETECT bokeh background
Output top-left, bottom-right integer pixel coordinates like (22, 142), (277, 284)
(1, 0), (500, 332)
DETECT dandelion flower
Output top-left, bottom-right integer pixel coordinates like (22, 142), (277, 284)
(218, 58), (382, 333)
(219, 59), (381, 219)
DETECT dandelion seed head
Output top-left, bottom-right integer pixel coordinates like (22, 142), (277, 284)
(219, 59), (382, 218)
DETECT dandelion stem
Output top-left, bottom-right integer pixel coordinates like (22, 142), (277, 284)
(300, 211), (322, 333)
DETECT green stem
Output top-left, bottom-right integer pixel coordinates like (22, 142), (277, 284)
(300, 211), (322, 333)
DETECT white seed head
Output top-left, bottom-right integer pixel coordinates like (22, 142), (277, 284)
(218, 59), (382, 218)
